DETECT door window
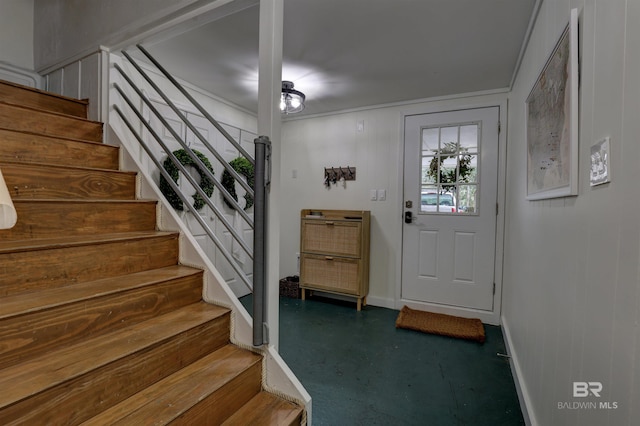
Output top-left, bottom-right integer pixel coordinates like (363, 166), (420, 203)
(420, 123), (479, 215)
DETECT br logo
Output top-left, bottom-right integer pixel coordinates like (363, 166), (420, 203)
(573, 382), (603, 398)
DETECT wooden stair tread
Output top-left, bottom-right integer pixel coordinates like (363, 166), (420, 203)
(0, 127), (112, 147)
(0, 80), (89, 101)
(0, 100), (102, 142)
(0, 302), (230, 409)
(0, 80), (89, 104)
(222, 392), (303, 426)
(0, 265), (201, 319)
(0, 127), (119, 169)
(11, 198), (156, 205)
(0, 231), (180, 297)
(1, 161), (137, 200)
(81, 344), (262, 425)
(0, 230), (177, 254)
(0, 100), (97, 123)
(0, 79), (89, 117)
(0, 159), (136, 174)
(4, 199), (158, 239)
(0, 266), (203, 370)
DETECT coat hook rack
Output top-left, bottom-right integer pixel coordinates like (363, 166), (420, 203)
(324, 166), (356, 188)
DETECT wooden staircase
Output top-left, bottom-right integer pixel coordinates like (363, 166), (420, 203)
(0, 80), (303, 425)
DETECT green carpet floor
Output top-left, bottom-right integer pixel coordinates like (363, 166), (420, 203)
(242, 295), (524, 425)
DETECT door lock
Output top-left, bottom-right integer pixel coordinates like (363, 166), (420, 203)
(405, 200), (413, 208)
(404, 211), (413, 224)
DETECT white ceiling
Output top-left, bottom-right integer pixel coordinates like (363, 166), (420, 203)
(139, 0), (537, 117)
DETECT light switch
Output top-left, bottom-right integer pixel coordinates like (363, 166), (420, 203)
(370, 190), (378, 201)
(377, 189), (386, 201)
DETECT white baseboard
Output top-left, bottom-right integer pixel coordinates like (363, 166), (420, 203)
(501, 315), (538, 426)
(366, 295), (396, 310)
(304, 291), (396, 311)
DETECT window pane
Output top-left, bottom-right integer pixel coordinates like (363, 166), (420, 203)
(422, 128), (439, 152)
(440, 126), (458, 150)
(437, 189), (456, 213)
(420, 187), (458, 214)
(420, 186), (438, 213)
(422, 156), (436, 184)
(458, 184), (478, 214)
(440, 155), (457, 191)
(458, 154), (478, 183)
(460, 125), (478, 152)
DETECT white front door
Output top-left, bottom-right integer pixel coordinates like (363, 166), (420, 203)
(402, 107), (499, 311)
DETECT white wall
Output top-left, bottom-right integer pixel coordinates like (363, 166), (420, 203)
(0, 0), (34, 70)
(503, 0), (640, 425)
(32, 0), (207, 71)
(0, 0), (41, 87)
(280, 92), (507, 310)
(281, 109), (399, 307)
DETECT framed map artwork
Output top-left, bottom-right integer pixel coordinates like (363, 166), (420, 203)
(526, 8), (579, 200)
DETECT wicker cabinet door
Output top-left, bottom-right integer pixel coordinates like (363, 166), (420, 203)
(301, 220), (361, 257)
(300, 254), (360, 295)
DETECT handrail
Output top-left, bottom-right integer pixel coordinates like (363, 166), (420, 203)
(120, 50), (254, 196)
(114, 104), (254, 291)
(0, 169), (17, 230)
(114, 83), (253, 260)
(113, 66), (253, 230)
(134, 44), (255, 167)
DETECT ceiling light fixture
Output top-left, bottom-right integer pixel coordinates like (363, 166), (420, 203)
(280, 81), (305, 114)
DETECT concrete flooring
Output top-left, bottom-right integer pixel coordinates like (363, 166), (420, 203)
(242, 295), (524, 425)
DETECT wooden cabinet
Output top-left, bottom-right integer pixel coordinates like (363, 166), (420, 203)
(299, 209), (370, 310)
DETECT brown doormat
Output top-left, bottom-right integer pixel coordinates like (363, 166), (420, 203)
(395, 306), (485, 343)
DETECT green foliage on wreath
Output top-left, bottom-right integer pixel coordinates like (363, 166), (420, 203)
(426, 141), (474, 194)
(221, 156), (255, 210)
(159, 149), (214, 211)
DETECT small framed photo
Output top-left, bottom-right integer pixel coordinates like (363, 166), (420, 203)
(590, 137), (610, 186)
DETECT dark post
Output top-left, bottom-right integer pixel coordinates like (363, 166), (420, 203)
(253, 135), (271, 346)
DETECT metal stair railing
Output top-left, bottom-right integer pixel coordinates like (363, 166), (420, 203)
(119, 50), (255, 202)
(113, 69), (253, 245)
(133, 44), (255, 168)
(111, 46), (270, 346)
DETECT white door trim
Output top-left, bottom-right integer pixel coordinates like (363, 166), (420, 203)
(395, 96), (508, 325)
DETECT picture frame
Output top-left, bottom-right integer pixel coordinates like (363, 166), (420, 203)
(525, 8), (579, 200)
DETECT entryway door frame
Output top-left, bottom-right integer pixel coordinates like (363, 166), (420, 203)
(395, 96), (508, 325)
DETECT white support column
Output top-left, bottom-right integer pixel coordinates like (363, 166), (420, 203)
(257, 0), (283, 349)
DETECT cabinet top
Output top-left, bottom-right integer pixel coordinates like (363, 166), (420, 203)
(301, 209), (370, 221)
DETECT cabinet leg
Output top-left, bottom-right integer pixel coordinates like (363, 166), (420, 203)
(301, 288), (306, 300)
(363, 296), (367, 307)
(357, 298), (362, 311)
